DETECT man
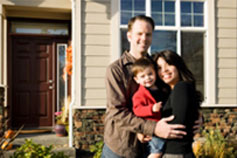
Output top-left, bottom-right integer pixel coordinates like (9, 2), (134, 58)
(102, 15), (187, 158)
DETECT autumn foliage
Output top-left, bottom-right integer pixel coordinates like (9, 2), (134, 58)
(64, 45), (72, 77)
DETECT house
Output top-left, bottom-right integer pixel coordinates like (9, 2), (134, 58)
(0, 0), (236, 151)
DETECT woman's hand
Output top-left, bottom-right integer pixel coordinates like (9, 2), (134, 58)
(193, 111), (203, 134)
(137, 133), (152, 143)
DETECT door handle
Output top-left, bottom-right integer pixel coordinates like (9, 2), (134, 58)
(49, 80), (53, 83)
(49, 86), (53, 89)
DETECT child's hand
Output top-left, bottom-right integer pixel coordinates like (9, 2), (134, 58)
(152, 101), (162, 112)
(137, 133), (152, 143)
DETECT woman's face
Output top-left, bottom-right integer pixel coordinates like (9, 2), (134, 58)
(157, 57), (180, 89)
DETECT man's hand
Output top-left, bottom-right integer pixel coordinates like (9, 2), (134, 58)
(137, 133), (152, 143)
(193, 112), (203, 134)
(154, 115), (186, 139)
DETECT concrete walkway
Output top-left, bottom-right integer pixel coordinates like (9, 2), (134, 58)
(2, 132), (76, 158)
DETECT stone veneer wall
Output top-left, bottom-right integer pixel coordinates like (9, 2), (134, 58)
(0, 87), (5, 136)
(73, 107), (237, 151)
(74, 109), (105, 150)
(201, 107), (237, 139)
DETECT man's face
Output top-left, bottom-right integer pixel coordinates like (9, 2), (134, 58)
(127, 20), (153, 55)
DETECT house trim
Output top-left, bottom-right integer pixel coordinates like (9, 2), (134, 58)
(201, 103), (237, 108)
(110, 0), (120, 63)
(203, 0), (216, 106)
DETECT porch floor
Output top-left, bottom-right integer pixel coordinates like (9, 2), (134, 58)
(1, 132), (76, 158)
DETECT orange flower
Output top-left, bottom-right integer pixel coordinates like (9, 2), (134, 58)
(63, 45), (72, 77)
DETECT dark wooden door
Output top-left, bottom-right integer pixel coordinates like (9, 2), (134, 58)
(12, 36), (56, 127)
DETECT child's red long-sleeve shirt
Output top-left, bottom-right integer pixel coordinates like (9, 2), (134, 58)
(132, 85), (161, 122)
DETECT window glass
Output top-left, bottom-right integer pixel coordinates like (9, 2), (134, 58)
(121, 29), (130, 53)
(121, 0), (145, 25)
(181, 32), (204, 93)
(165, 1), (175, 12)
(152, 1), (162, 12)
(121, 0), (132, 10)
(181, 2), (191, 13)
(181, 1), (204, 27)
(57, 44), (68, 111)
(194, 2), (203, 13)
(151, 31), (177, 53)
(135, 0), (145, 11)
(152, 0), (175, 26)
(11, 21), (69, 35)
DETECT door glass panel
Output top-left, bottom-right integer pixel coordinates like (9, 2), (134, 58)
(11, 21), (69, 35)
(57, 44), (68, 112)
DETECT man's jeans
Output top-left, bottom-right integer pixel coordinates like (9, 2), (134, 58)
(101, 144), (124, 158)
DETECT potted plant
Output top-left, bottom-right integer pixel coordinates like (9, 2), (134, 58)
(54, 97), (70, 137)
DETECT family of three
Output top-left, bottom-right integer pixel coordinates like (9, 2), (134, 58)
(102, 15), (203, 158)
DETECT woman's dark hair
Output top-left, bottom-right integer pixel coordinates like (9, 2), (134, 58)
(153, 50), (195, 83)
(153, 50), (203, 103)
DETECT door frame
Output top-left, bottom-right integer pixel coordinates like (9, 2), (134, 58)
(7, 18), (70, 128)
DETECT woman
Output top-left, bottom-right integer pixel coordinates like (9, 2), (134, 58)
(153, 50), (203, 158)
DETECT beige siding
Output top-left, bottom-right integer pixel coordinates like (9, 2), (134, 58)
(218, 98), (237, 104)
(217, 0), (237, 104)
(83, 45), (110, 55)
(218, 59), (237, 68)
(217, 0), (237, 8)
(218, 78), (237, 88)
(218, 69), (237, 78)
(82, 0), (110, 106)
(217, 19), (237, 28)
(84, 78), (105, 88)
(218, 48), (237, 58)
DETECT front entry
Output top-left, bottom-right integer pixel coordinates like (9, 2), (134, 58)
(11, 35), (67, 127)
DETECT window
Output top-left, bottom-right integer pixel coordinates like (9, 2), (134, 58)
(120, 0), (206, 94)
(11, 21), (69, 35)
(57, 44), (68, 112)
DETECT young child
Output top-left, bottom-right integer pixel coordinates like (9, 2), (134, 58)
(132, 57), (165, 158)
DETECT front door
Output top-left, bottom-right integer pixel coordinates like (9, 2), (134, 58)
(11, 36), (66, 127)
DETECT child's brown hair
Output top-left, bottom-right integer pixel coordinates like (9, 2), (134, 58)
(132, 57), (155, 77)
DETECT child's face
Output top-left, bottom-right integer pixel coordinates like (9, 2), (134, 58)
(134, 66), (156, 88)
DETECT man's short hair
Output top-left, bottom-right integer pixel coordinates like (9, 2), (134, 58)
(128, 15), (155, 32)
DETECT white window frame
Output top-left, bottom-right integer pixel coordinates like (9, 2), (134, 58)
(111, 0), (217, 107)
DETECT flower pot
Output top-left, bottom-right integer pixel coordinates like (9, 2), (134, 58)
(54, 124), (67, 137)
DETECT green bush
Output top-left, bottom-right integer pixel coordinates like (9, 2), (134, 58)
(89, 141), (103, 158)
(10, 139), (69, 158)
(194, 128), (237, 158)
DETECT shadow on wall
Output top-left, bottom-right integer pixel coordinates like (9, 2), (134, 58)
(82, 0), (112, 20)
(6, 0), (45, 6)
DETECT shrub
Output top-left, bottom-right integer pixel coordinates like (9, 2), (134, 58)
(10, 139), (69, 158)
(89, 141), (103, 158)
(193, 128), (237, 158)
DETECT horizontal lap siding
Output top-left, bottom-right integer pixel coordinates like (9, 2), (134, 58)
(82, 0), (110, 106)
(216, 0), (237, 104)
